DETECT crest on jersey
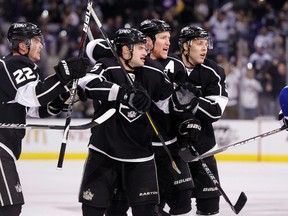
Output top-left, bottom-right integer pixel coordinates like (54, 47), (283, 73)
(128, 73), (135, 81)
(119, 103), (141, 122)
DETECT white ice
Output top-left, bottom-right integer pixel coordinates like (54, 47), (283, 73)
(18, 160), (288, 216)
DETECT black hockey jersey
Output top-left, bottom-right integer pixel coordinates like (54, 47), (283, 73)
(79, 57), (172, 161)
(157, 54), (186, 83)
(149, 54), (186, 146)
(186, 58), (228, 154)
(0, 54), (67, 159)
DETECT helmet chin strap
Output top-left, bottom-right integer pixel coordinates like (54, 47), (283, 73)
(184, 41), (195, 68)
(123, 52), (135, 70)
(124, 59), (135, 70)
(18, 40), (31, 57)
(184, 53), (195, 69)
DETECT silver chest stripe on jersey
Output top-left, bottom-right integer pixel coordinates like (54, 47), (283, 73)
(88, 144), (155, 162)
(152, 137), (177, 146)
(0, 158), (13, 205)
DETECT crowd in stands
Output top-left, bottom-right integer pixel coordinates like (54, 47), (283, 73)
(0, 0), (287, 119)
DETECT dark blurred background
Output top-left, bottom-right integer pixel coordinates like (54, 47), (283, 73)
(1, 0), (287, 119)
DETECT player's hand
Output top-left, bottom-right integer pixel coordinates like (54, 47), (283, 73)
(171, 82), (200, 112)
(54, 57), (89, 85)
(278, 110), (288, 129)
(47, 91), (70, 115)
(118, 84), (151, 113)
(178, 117), (201, 149)
(49, 85), (87, 113)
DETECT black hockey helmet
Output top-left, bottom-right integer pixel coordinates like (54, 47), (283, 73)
(7, 22), (44, 51)
(139, 19), (171, 41)
(179, 26), (213, 51)
(114, 28), (146, 56)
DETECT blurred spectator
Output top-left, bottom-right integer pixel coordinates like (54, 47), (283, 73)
(268, 60), (287, 117)
(248, 42), (272, 77)
(206, 9), (232, 59)
(253, 26), (273, 52)
(239, 66), (263, 119)
(222, 61), (241, 119)
(0, 0), (287, 119)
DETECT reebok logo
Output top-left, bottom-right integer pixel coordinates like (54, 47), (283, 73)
(61, 60), (70, 76)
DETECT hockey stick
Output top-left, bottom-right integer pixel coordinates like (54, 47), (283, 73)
(187, 138), (247, 214)
(0, 108), (115, 130)
(57, 0), (93, 169)
(179, 126), (287, 162)
(89, 6), (181, 174)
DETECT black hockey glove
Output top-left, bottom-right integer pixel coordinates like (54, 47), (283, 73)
(171, 82), (200, 112)
(177, 118), (201, 149)
(61, 85), (88, 112)
(54, 57), (89, 85)
(47, 91), (71, 115)
(118, 84), (151, 113)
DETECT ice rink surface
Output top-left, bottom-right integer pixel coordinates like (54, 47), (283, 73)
(18, 160), (288, 216)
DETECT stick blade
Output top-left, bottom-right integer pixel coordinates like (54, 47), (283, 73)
(233, 192), (248, 214)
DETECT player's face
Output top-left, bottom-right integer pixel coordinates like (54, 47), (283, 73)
(28, 37), (44, 62)
(150, 31), (170, 60)
(130, 43), (147, 67)
(188, 39), (208, 65)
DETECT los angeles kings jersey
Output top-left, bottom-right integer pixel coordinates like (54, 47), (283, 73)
(149, 54), (186, 146)
(78, 57), (173, 161)
(157, 54), (186, 83)
(186, 58), (228, 154)
(0, 54), (67, 159)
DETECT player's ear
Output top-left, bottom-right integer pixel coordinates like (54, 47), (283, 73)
(18, 41), (28, 53)
(183, 42), (189, 51)
(122, 45), (130, 58)
(146, 36), (152, 44)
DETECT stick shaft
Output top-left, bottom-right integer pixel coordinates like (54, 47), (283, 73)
(197, 126), (286, 160)
(57, 0), (93, 169)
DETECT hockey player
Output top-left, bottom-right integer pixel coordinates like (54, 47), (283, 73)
(178, 25), (229, 215)
(0, 22), (87, 216)
(139, 19), (195, 216)
(77, 28), (174, 216)
(85, 36), (199, 216)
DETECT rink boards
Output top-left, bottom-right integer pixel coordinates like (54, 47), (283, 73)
(19, 118), (288, 162)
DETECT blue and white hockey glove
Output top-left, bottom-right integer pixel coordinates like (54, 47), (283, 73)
(278, 110), (288, 129)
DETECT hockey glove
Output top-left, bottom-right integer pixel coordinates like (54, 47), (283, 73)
(178, 118), (201, 149)
(47, 91), (71, 115)
(278, 110), (288, 129)
(118, 84), (151, 113)
(171, 82), (200, 112)
(61, 85), (88, 112)
(54, 57), (89, 85)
